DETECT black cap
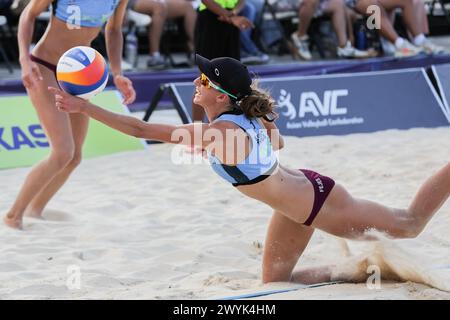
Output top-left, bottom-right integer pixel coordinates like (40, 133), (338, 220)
(195, 54), (252, 101)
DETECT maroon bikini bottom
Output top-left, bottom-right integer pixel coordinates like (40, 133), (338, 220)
(299, 169), (335, 226)
(30, 53), (57, 75)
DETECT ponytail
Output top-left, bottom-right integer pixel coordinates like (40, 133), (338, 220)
(236, 80), (278, 122)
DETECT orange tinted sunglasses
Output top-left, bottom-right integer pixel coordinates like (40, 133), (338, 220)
(200, 73), (237, 99)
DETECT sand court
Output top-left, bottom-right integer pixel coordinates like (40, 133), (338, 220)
(0, 127), (449, 299)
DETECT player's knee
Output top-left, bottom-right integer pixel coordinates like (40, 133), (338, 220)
(395, 226), (419, 239)
(50, 147), (75, 170)
(66, 151), (82, 170)
(392, 213), (422, 239)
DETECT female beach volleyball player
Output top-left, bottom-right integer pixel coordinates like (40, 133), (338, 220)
(48, 55), (449, 284)
(3, 0), (136, 229)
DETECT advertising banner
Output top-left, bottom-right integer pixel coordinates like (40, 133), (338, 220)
(431, 64), (450, 123)
(169, 68), (449, 136)
(0, 91), (146, 170)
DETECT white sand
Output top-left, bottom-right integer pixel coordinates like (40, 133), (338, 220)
(0, 127), (449, 300)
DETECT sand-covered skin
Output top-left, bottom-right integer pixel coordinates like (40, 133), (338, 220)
(0, 127), (449, 299)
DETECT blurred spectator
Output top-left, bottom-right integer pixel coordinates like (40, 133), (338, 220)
(128, 0), (197, 69)
(128, 0), (167, 69)
(194, 0), (253, 60)
(291, 0), (371, 60)
(345, 6), (380, 52)
(250, 0), (283, 50)
(192, 0), (253, 121)
(347, 0), (446, 57)
(237, 1), (270, 64)
(166, 0), (197, 56)
(345, 4), (359, 45)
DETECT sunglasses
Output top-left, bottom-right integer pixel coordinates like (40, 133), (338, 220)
(200, 73), (237, 99)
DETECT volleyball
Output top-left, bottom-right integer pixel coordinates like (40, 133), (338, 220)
(56, 46), (108, 100)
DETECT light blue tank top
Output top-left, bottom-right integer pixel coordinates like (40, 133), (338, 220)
(208, 110), (279, 186)
(52, 0), (120, 28)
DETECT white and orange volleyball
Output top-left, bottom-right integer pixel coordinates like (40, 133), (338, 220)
(56, 46), (109, 100)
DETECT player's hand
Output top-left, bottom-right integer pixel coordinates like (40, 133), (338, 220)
(114, 74), (136, 105)
(48, 86), (87, 114)
(21, 59), (43, 90)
